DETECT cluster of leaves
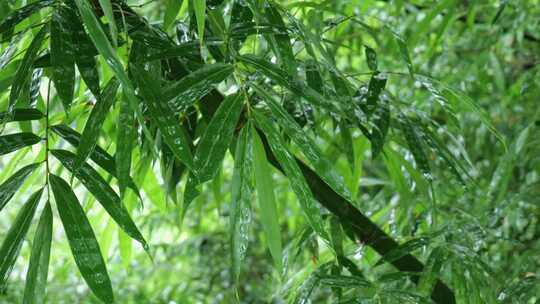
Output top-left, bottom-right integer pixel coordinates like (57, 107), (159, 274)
(0, 0), (539, 303)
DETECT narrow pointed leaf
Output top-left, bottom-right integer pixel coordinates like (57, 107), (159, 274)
(116, 95), (135, 199)
(51, 149), (148, 249)
(51, 124), (140, 197)
(253, 84), (351, 201)
(22, 202), (53, 304)
(75, 78), (120, 171)
(7, 26), (47, 113)
(164, 0), (184, 30)
(132, 66), (194, 169)
(264, 2), (296, 75)
(365, 72), (387, 116)
(230, 125), (253, 284)
(194, 93), (243, 183)
(97, 0), (118, 47)
(0, 133), (41, 156)
(399, 116), (431, 178)
(253, 110), (328, 240)
(162, 63), (233, 111)
(49, 174), (114, 303)
(0, 109), (44, 122)
(0, 189), (43, 290)
(365, 45), (378, 71)
(252, 129), (282, 272)
(0, 163), (40, 212)
(193, 0), (206, 44)
(51, 6), (76, 111)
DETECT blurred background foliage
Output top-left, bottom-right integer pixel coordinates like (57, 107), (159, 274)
(0, 0), (539, 303)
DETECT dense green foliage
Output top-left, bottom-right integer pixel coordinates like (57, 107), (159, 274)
(0, 0), (539, 303)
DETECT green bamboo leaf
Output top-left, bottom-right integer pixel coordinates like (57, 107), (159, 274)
(318, 275), (371, 288)
(164, 0), (184, 30)
(181, 173), (200, 220)
(364, 72), (387, 116)
(253, 110), (328, 240)
(22, 202), (53, 304)
(365, 45), (378, 71)
(264, 2), (296, 75)
(0, 109), (44, 122)
(193, 0), (206, 44)
(162, 63), (234, 111)
(399, 115), (432, 179)
(51, 149), (148, 250)
(230, 125), (253, 284)
(75, 78), (120, 171)
(194, 93), (243, 183)
(49, 174), (114, 303)
(132, 66), (194, 169)
(0, 188), (43, 291)
(7, 26), (47, 113)
(0, 163), (40, 212)
(0, 0), (55, 35)
(97, 0), (118, 47)
(73, 0), (157, 154)
(116, 94), (135, 199)
(0, 133), (41, 156)
(376, 237), (431, 266)
(50, 124), (141, 197)
(50, 6), (76, 111)
(237, 55), (340, 114)
(252, 129), (282, 272)
(252, 84), (352, 201)
(371, 93), (390, 158)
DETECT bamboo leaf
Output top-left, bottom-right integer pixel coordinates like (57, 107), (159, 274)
(264, 2), (296, 75)
(7, 26), (47, 113)
(116, 94), (135, 199)
(194, 93), (243, 183)
(132, 66), (194, 169)
(193, 0), (206, 44)
(75, 78), (120, 171)
(399, 115), (432, 179)
(253, 110), (328, 240)
(51, 124), (141, 197)
(51, 6), (76, 112)
(365, 45), (378, 71)
(22, 202), (53, 304)
(51, 149), (148, 250)
(162, 63), (234, 112)
(0, 109), (44, 122)
(49, 174), (114, 303)
(164, 0), (184, 30)
(97, 0), (118, 47)
(252, 83), (352, 201)
(252, 128), (282, 273)
(0, 188), (43, 291)
(0, 163), (40, 212)
(230, 125), (253, 284)
(0, 0), (55, 35)
(0, 133), (41, 156)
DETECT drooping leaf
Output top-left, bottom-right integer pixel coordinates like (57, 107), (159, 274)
(50, 124), (141, 197)
(22, 202), (53, 304)
(399, 115), (432, 179)
(51, 149), (148, 250)
(7, 26), (47, 113)
(0, 133), (41, 156)
(230, 125), (253, 284)
(264, 2), (296, 75)
(50, 6), (76, 112)
(162, 63), (234, 112)
(252, 128), (282, 273)
(0, 109), (44, 122)
(75, 78), (120, 171)
(116, 94), (135, 199)
(253, 110), (328, 240)
(365, 45), (378, 71)
(97, 0), (118, 47)
(252, 83), (352, 201)
(194, 93), (243, 183)
(49, 174), (114, 303)
(0, 163), (40, 212)
(365, 72), (387, 116)
(133, 66), (194, 169)
(0, 188), (43, 291)
(164, 0), (184, 30)
(0, 0), (55, 35)
(193, 0), (206, 44)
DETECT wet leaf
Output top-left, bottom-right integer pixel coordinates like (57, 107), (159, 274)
(253, 110), (328, 240)
(193, 0), (206, 44)
(365, 45), (378, 71)
(194, 93), (243, 183)
(0, 133), (41, 156)
(0, 109), (44, 122)
(22, 202), (53, 304)
(49, 174), (114, 303)
(75, 78), (120, 171)
(0, 163), (40, 212)
(116, 94), (135, 199)
(0, 189), (43, 291)
(51, 149), (148, 250)
(252, 128), (282, 273)
(0, 0), (55, 35)
(51, 6), (76, 112)
(230, 125), (253, 284)
(97, 0), (118, 47)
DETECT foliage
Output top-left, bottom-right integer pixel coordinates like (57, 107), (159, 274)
(0, 0), (539, 303)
